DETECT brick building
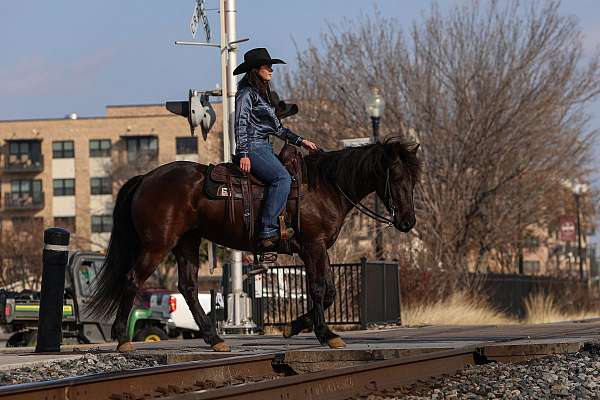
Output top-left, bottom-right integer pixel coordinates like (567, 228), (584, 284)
(0, 104), (223, 252)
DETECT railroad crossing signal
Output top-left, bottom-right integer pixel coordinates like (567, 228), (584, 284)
(190, 0), (211, 41)
(165, 89), (219, 139)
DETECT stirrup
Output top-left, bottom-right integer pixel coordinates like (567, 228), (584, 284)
(259, 252), (278, 263)
(247, 252), (277, 276)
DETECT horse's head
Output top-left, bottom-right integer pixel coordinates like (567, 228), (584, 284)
(376, 140), (421, 233)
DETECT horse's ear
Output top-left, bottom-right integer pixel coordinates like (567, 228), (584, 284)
(409, 143), (420, 153)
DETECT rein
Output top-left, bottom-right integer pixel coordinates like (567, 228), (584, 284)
(336, 167), (397, 226)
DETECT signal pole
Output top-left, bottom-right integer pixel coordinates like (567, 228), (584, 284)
(174, 0), (254, 332)
(219, 0), (230, 163)
(221, 0), (254, 332)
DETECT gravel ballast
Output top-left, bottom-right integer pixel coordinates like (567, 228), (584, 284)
(359, 344), (600, 399)
(2, 345), (600, 399)
(0, 353), (163, 386)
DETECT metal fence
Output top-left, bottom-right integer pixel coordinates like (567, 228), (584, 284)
(222, 259), (401, 329)
(248, 263), (362, 326)
(479, 273), (590, 318)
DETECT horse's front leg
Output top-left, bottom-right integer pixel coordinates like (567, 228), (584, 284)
(300, 240), (346, 348)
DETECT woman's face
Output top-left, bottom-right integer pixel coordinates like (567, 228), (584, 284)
(257, 64), (273, 81)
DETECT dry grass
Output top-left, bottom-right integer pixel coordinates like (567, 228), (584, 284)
(402, 291), (600, 327)
(523, 292), (600, 324)
(401, 292), (516, 326)
(256, 292), (599, 332)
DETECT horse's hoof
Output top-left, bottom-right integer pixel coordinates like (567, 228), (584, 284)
(117, 341), (134, 352)
(282, 324), (293, 338)
(327, 337), (346, 349)
(211, 342), (231, 352)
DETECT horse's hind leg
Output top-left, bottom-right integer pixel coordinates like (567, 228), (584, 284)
(113, 248), (166, 352)
(173, 231), (229, 352)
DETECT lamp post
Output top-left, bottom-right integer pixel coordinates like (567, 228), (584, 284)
(562, 179), (589, 281)
(366, 87), (385, 260)
(573, 182), (588, 281)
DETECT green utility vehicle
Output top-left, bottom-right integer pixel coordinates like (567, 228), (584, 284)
(0, 252), (174, 347)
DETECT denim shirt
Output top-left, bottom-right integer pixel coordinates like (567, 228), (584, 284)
(234, 82), (303, 157)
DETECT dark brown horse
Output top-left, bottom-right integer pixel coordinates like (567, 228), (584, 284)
(87, 138), (420, 352)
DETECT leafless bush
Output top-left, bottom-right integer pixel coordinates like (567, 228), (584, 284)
(0, 218), (44, 290)
(110, 140), (158, 190)
(282, 0), (600, 297)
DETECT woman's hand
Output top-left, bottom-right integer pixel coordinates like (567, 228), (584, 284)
(302, 139), (319, 151)
(240, 157), (251, 173)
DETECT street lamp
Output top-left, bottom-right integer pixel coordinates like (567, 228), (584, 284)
(366, 87), (385, 260)
(562, 179), (589, 281)
(366, 87), (385, 142)
(573, 182), (589, 281)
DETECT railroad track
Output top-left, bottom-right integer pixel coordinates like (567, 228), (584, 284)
(0, 352), (278, 400)
(0, 346), (476, 400)
(163, 346), (478, 400)
(0, 331), (592, 400)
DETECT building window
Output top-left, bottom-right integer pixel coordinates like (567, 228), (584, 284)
(524, 236), (540, 249)
(89, 139), (112, 157)
(11, 179), (42, 196)
(53, 141), (74, 158)
(12, 217), (44, 231)
(90, 177), (112, 195)
(7, 180), (43, 208)
(53, 179), (75, 196)
(523, 261), (540, 274)
(54, 217), (76, 233)
(176, 137), (198, 155)
(91, 215), (112, 233)
(126, 136), (158, 162)
(9, 140), (42, 161)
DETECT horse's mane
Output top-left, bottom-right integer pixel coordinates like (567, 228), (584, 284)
(303, 137), (421, 197)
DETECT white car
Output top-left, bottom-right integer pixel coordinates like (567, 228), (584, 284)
(149, 291), (225, 338)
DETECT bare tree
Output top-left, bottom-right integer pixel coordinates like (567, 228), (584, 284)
(282, 0), (600, 293)
(0, 218), (44, 290)
(110, 139), (159, 189)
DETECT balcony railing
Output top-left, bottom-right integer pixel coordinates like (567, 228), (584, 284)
(4, 154), (44, 173)
(4, 192), (45, 210)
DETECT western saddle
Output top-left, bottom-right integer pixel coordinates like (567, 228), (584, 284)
(204, 144), (303, 255)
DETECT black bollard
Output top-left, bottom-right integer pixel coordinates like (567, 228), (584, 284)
(35, 228), (70, 353)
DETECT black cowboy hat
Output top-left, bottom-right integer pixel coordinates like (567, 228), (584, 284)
(233, 48), (285, 75)
(271, 91), (298, 120)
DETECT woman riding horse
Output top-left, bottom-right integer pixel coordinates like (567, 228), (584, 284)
(86, 49), (420, 353)
(233, 48), (318, 254)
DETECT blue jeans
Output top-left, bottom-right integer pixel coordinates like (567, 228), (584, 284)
(245, 141), (292, 239)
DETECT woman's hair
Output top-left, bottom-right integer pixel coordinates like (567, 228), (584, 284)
(242, 69), (274, 105)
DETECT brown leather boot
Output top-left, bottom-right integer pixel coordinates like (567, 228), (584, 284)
(258, 237), (278, 253)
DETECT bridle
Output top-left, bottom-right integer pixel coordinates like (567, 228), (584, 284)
(336, 166), (398, 226)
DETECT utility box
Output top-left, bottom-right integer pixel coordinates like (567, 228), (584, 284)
(360, 258), (401, 328)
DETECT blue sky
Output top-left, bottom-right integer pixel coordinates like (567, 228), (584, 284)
(1, 1), (598, 122)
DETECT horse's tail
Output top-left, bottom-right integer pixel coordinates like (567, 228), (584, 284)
(86, 175), (144, 320)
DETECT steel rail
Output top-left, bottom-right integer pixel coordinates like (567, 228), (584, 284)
(0, 328), (592, 400)
(161, 346), (478, 400)
(0, 352), (279, 400)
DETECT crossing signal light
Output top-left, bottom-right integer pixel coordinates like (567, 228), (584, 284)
(165, 89), (220, 140)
